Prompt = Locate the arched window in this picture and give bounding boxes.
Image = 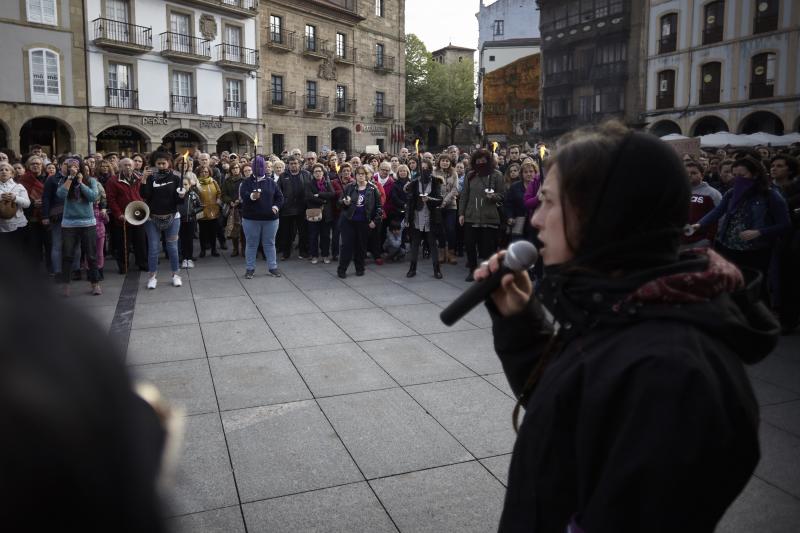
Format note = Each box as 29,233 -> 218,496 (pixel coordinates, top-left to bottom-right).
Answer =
753,0 -> 778,34
750,52 -> 776,99
702,1 -> 725,45
659,13 -> 678,54
29,49 -> 61,104
26,0 -> 57,25
700,62 -> 721,105
656,70 -> 676,109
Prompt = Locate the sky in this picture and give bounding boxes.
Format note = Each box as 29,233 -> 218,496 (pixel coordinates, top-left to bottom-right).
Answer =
404,0 -> 481,54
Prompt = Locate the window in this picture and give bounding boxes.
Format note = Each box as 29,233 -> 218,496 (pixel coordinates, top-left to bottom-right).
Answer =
336,32 -> 346,58
568,1 -> 580,26
493,20 -> 504,36
270,15 -> 282,43
307,136 -> 318,153
489,55 -> 495,61
27,0 -> 57,25
375,91 -> 385,114
170,12 -> 192,54
754,0 -> 778,34
377,138 -> 385,152
578,95 -> 593,121
376,43 -> 385,66
375,0 -> 384,17
271,74 -> 283,104
305,24 -> 316,52
545,97 -> 571,118
105,0 -> 129,22
750,52 -> 776,98
594,86 -> 624,113
107,62 -> 133,108
659,13 -> 678,54
223,25 -> 243,61
29,49 -> 60,104
171,71 -> 193,113
272,133 -> 285,155
656,70 -> 675,109
700,62 -> 721,104
336,85 -> 347,112
703,1 -> 724,45
225,79 -> 243,117
306,80 -> 317,109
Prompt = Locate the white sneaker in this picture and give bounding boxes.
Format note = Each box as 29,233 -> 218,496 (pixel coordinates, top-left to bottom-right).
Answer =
181,259 -> 189,269
146,277 -> 157,290
311,257 -> 319,264
187,260 -> 195,268
172,274 -> 183,287
323,257 -> 331,264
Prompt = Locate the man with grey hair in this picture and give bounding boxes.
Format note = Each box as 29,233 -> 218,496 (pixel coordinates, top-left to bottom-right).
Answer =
106,157 -> 147,273
304,151 -> 318,171
447,145 -> 459,161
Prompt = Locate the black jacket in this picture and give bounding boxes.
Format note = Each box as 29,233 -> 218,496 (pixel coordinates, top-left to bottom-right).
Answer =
339,182 -> 382,223
405,177 -> 443,229
141,171 -> 184,216
240,176 -> 284,221
278,170 -> 310,216
305,177 -> 337,222
490,256 -> 778,533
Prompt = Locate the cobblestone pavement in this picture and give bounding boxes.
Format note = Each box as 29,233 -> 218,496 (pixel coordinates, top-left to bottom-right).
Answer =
81,253 -> 800,532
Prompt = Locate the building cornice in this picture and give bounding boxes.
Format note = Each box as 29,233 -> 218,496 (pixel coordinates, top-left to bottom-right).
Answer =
268,0 -> 366,25
643,95 -> 800,118
646,26 -> 800,62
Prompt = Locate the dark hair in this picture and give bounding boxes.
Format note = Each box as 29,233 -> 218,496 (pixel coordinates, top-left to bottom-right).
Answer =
469,148 -> 495,172
389,220 -> 401,231
150,151 -> 172,166
771,154 -> 799,178
732,156 -> 769,192
684,161 -> 703,173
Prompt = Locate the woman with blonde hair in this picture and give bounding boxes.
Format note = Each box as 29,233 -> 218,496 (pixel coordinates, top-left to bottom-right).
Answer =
196,166 -> 222,257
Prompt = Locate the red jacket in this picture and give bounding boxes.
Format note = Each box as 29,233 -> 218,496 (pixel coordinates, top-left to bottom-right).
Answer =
106,175 -> 143,222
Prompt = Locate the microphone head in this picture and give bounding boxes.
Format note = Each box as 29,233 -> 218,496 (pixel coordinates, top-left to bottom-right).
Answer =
505,241 -> 539,272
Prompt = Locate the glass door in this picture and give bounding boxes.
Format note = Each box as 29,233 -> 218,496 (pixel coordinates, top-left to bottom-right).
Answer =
105,0 -> 129,41
224,25 -> 242,62
170,12 -> 191,54
108,63 -> 132,108
172,71 -> 193,113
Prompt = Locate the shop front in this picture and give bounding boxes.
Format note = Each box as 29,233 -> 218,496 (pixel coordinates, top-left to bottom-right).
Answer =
96,126 -> 147,156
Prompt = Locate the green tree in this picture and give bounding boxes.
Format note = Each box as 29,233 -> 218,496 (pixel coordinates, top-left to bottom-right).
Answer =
427,60 -> 475,146
404,33 -> 433,130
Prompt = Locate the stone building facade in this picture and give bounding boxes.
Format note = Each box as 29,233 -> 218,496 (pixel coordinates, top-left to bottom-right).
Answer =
0,0 -> 90,158
85,0 -> 261,156
483,53 -> 541,143
260,0 -> 406,155
643,0 -> 800,137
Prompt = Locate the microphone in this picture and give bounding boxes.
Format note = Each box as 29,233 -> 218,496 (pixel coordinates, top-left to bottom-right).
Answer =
440,241 -> 538,326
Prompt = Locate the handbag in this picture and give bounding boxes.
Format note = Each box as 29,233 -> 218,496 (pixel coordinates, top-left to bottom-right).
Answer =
0,198 -> 16,219
305,207 -> 323,222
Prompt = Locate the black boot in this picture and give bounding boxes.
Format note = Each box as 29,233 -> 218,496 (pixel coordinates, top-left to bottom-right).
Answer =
406,262 -> 417,278
433,264 -> 442,279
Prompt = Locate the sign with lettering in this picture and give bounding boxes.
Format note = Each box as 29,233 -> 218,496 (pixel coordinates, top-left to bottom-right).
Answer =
142,117 -> 169,126
663,137 -> 701,157
199,120 -> 223,129
363,125 -> 387,135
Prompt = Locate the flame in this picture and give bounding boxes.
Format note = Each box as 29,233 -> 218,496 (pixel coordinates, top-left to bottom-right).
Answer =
253,134 -> 259,148
491,141 -> 498,153
182,150 -> 190,162
415,139 -> 420,154
335,163 -> 341,173
539,145 -> 546,159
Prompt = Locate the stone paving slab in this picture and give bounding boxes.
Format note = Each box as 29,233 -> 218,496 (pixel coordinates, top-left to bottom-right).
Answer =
425,329 -> 504,375
286,342 -> 395,397
201,318 -> 281,357
334,307 -> 417,342
318,388 -> 473,479
385,302 -> 476,335
132,300 -> 198,330
251,290 -> 318,317
221,400 -> 363,502
127,324 -> 206,365
266,312 -> 350,348
167,506 -> 246,533
165,413 -> 239,516
353,283 -> 428,307
358,336 -> 476,386
132,358 -> 217,416
242,482 -> 397,533
195,295 -> 261,323
755,422 -> 800,499
480,454 -> 512,487
717,476 -> 800,533
302,287 -> 377,312
190,278 -> 247,300
209,350 -> 312,411
369,461 -> 505,533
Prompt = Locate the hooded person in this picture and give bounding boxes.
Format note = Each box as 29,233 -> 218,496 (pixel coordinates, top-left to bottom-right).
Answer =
473,121 -> 779,533
459,148 -> 505,281
239,155 -> 284,279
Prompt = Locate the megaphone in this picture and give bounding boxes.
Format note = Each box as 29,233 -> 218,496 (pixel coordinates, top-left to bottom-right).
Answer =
124,201 -> 150,226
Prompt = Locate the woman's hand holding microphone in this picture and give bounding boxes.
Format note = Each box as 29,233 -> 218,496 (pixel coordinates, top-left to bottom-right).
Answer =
473,250 -> 533,317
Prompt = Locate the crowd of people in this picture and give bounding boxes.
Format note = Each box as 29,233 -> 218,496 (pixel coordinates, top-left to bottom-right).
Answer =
0,136 -> 798,332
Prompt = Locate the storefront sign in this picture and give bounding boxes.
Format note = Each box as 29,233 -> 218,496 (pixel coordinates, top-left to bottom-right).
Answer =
363,125 -> 387,135
199,120 -> 223,128
142,117 -> 169,126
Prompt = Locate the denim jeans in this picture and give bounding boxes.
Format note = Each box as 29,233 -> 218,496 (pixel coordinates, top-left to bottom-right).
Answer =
442,209 -> 458,250
145,217 -> 180,274
242,218 -> 279,271
61,226 -> 99,284
50,221 -> 80,274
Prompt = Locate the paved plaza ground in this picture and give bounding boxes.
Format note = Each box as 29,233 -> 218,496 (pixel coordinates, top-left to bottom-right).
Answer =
77,254 -> 800,532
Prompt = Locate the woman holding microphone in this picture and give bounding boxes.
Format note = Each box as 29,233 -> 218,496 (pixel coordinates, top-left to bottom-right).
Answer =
474,122 -> 778,532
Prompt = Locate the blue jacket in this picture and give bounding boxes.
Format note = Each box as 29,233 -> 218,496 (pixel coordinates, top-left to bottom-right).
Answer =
42,173 -> 67,220
57,177 -> 98,228
240,175 -> 284,221
698,186 -> 790,249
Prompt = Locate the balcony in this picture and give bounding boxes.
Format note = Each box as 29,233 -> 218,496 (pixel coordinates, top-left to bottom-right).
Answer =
335,98 -> 357,115
216,44 -> 259,70
374,104 -> 394,120
335,45 -> 357,64
750,82 -> 774,100
304,95 -> 329,114
266,91 -> 296,111
188,0 -> 257,18
224,100 -> 247,118
656,93 -> 675,110
658,34 -> 677,54
373,55 -> 394,73
267,28 -> 295,52
303,37 -> 329,58
92,18 -> 152,54
171,94 -> 197,114
106,87 -> 138,109
160,33 -> 211,62
702,26 -> 723,45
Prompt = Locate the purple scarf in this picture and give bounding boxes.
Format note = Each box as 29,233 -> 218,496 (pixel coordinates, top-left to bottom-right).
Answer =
314,178 -> 327,193
729,176 -> 756,211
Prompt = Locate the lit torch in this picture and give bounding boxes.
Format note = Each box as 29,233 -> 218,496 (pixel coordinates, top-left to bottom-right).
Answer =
181,150 -> 189,181
253,133 -> 259,155
539,144 -> 546,160
415,139 -> 420,155
491,141 -> 499,154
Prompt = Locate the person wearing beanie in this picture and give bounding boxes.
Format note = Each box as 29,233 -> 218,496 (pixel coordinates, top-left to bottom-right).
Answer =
240,155 -> 284,279
474,122 -> 779,532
